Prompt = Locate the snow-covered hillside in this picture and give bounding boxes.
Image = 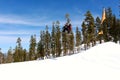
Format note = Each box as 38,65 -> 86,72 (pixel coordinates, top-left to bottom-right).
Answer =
0,42 -> 120,80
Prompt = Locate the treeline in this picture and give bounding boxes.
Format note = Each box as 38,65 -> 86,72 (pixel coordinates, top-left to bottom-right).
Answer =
0,8 -> 120,64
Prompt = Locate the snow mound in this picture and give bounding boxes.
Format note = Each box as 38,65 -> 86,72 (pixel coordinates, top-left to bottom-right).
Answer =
0,42 -> 120,80
80,42 -> 120,69
85,42 -> 120,55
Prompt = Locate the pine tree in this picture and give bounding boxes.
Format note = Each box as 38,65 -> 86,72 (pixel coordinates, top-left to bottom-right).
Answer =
109,15 -> 116,42
55,21 -> 61,57
106,8 -> 120,42
69,32 -> 74,55
62,32 -> 68,56
76,26 -> 81,52
29,35 -> 37,60
22,49 -> 27,61
81,22 -> 87,50
37,31 -> 45,59
25,50 -> 29,61
44,25 -> 51,58
51,22 -> 56,57
2,54 -> 6,64
13,37 -> 23,62
84,11 -> 96,47
13,46 -> 19,62
6,47 -> 13,63
110,15 -> 120,43
106,7 -> 113,29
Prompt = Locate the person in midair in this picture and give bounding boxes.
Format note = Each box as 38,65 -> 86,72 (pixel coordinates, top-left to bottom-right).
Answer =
63,23 -> 72,33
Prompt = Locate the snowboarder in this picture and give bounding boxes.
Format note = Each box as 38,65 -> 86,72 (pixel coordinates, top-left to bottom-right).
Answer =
62,23 -> 72,34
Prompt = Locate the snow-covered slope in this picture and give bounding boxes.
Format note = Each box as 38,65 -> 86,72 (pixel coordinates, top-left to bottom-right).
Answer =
0,42 -> 120,80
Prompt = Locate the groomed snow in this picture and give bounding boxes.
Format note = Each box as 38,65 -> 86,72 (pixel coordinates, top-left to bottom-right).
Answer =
0,42 -> 120,80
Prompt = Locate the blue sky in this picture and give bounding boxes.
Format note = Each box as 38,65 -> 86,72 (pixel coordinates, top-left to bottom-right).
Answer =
0,0 -> 118,53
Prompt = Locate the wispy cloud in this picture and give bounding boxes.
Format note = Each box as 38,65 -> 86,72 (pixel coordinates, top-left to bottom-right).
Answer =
0,14 -> 52,26
0,30 -> 40,35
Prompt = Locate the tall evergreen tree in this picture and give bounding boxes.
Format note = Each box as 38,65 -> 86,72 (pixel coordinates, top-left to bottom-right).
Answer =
106,7 -> 113,29
110,15 -> 120,43
76,26 -> 81,52
37,31 -> 45,59
69,32 -> 74,55
62,32 -> 68,56
13,37 -> 23,62
81,22 -> 87,50
109,15 -> 116,42
51,22 -> 56,57
22,49 -> 27,61
55,21 -> 61,57
44,25 -> 51,58
84,11 -> 96,47
6,47 -> 13,63
29,35 -> 37,60
13,46 -> 19,62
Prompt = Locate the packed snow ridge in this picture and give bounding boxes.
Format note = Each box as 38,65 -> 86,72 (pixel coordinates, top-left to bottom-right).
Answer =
0,42 -> 120,80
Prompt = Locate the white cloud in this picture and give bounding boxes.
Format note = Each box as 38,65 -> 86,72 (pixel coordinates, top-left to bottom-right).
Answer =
0,36 -> 17,43
0,30 -> 40,35
0,14 -> 52,26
